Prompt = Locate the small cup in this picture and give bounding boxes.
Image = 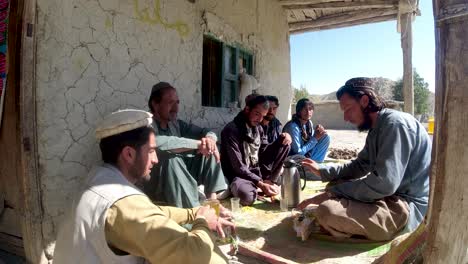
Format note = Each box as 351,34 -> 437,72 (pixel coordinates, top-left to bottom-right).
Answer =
280,196 -> 289,212
230,197 -> 240,214
203,199 -> 221,216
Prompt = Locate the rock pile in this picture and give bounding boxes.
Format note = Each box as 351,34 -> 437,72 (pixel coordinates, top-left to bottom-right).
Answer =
327,148 -> 358,160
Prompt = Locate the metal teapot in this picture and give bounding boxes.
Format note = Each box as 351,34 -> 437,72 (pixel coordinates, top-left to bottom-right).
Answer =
281,158 -> 307,208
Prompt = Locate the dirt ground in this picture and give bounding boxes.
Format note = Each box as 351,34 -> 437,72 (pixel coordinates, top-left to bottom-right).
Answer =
326,129 -> 367,159
325,128 -> 432,158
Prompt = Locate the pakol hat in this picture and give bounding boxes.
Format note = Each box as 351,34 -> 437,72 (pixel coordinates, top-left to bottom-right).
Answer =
95,109 -> 153,140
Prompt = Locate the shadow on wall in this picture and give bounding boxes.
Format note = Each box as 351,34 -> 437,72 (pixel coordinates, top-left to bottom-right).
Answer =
291,100 -> 404,130
0,249 -> 25,264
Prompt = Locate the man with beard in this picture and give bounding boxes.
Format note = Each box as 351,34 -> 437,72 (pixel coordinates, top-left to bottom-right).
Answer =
220,95 -> 291,206
260,95 -> 287,144
142,82 -> 227,208
297,78 -> 431,241
283,98 -> 330,162
54,109 -> 234,263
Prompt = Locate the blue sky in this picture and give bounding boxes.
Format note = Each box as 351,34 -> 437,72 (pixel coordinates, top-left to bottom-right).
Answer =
290,1 -> 435,95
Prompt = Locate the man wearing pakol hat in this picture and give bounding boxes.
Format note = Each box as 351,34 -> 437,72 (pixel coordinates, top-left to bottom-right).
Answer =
298,77 -> 431,241
220,95 -> 291,206
283,98 -> 330,163
143,82 -> 227,208
53,109 -> 233,263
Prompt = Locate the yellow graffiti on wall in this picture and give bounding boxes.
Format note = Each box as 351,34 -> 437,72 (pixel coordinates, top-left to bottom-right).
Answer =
105,16 -> 112,29
134,0 -> 189,37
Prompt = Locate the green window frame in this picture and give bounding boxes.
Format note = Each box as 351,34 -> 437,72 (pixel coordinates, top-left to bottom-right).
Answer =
202,35 -> 253,108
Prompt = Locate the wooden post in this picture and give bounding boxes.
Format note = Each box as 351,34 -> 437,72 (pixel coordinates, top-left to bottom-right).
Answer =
19,0 -> 45,263
400,11 -> 414,114
424,0 -> 468,263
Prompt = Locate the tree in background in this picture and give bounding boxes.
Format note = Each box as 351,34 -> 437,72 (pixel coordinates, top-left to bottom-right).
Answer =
294,84 -> 310,103
293,84 -> 322,103
393,69 -> 430,115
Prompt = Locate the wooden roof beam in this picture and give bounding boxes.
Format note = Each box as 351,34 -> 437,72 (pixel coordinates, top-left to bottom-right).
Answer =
282,0 -> 398,10
289,8 -> 398,31
279,0 -> 332,5
290,13 -> 397,34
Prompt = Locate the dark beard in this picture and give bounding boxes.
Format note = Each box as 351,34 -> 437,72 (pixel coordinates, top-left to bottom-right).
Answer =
264,114 -> 274,121
357,108 -> 373,132
129,153 -> 147,182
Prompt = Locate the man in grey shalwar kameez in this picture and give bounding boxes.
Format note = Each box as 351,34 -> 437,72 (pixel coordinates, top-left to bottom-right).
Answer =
298,78 -> 431,241
142,82 -> 227,208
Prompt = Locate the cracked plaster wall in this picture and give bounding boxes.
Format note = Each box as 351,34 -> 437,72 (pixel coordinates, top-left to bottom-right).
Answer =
35,0 -> 291,257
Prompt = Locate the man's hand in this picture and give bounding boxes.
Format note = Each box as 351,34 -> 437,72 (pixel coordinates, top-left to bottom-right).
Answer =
196,206 -> 235,238
296,192 -> 329,210
219,204 -> 233,220
314,124 -> 327,140
301,158 -> 321,177
216,217 -> 236,238
257,180 -> 279,197
198,137 -> 220,163
280,132 -> 292,145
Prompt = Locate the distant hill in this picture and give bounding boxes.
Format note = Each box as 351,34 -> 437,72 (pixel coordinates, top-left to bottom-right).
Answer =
312,77 -> 397,102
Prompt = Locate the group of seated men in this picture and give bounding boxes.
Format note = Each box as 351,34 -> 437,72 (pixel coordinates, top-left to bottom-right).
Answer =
142,82 -> 332,208
53,77 -> 431,263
